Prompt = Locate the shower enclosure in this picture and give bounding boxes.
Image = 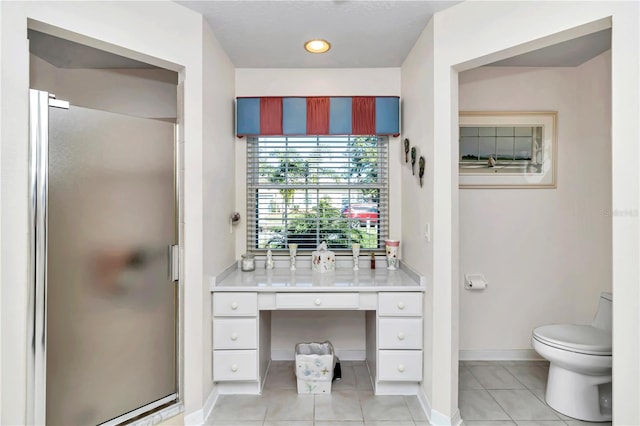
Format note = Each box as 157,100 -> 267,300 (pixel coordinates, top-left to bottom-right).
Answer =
28,90 -> 179,425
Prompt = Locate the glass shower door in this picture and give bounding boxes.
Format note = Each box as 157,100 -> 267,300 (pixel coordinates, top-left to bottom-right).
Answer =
42,95 -> 177,425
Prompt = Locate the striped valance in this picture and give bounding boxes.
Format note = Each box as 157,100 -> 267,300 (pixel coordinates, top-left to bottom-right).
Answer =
236,96 -> 400,137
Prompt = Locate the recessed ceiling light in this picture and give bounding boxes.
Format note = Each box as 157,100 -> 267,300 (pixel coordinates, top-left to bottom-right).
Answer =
304,39 -> 331,54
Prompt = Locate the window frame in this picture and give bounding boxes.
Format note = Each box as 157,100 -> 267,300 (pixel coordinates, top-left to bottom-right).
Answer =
459,111 -> 557,188
246,135 -> 389,254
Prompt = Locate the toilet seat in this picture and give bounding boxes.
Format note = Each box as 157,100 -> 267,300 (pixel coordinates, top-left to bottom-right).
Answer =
533,324 -> 611,356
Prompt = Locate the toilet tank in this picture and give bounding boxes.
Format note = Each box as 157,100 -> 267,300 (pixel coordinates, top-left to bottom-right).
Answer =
592,292 -> 612,331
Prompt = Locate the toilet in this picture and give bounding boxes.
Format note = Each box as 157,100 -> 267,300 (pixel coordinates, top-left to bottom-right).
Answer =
531,292 -> 612,422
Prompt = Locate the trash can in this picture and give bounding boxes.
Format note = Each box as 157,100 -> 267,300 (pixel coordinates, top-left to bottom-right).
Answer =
295,341 -> 336,394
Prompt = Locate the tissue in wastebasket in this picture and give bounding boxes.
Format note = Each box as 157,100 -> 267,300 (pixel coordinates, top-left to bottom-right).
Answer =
296,341 -> 334,356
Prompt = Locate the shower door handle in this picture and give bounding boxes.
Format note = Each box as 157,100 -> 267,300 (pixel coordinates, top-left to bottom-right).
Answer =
168,245 -> 180,282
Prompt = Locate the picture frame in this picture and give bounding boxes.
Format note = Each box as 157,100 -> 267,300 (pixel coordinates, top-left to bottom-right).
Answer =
458,111 -> 557,189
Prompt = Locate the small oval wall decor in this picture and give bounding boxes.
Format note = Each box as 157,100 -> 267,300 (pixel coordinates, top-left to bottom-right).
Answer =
404,138 -> 410,163
411,147 -> 417,175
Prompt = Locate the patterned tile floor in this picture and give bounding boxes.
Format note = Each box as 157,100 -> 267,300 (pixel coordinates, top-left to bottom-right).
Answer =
205,361 -> 612,426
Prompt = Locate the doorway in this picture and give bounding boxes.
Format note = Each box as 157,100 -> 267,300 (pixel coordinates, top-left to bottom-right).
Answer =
455,28 -> 612,423
29,90 -> 178,425
27,28 -> 180,424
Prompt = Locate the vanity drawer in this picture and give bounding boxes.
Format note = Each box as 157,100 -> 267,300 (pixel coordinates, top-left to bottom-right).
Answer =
213,350 -> 258,381
378,292 -> 422,317
213,318 -> 257,350
378,318 -> 422,349
377,350 -> 423,381
214,292 -> 257,316
275,293 -> 359,309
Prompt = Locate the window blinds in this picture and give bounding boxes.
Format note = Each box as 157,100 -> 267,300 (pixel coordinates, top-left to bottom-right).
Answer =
246,136 -> 389,253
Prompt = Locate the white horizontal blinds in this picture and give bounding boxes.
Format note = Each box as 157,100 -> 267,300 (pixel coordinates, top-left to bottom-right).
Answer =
247,136 -> 389,253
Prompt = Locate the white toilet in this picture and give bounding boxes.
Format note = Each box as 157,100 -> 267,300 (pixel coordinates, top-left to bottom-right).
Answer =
531,292 -> 612,422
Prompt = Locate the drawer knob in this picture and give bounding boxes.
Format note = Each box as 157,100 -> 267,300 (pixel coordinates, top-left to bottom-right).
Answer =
397,302 -> 405,310
314,298 -> 322,306
397,364 -> 405,373
397,332 -> 405,340
230,332 -> 238,341
231,302 -> 239,310
230,364 -> 238,372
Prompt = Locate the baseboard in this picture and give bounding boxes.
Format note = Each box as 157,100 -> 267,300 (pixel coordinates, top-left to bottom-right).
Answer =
430,407 -> 463,426
202,385 -> 219,424
271,349 -> 366,361
459,349 -> 543,361
418,387 -> 463,426
183,409 -> 201,426
417,387 -> 432,423
450,409 -> 463,426
183,386 -> 219,426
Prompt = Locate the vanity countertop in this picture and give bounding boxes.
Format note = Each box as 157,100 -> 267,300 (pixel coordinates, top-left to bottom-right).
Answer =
211,265 -> 425,292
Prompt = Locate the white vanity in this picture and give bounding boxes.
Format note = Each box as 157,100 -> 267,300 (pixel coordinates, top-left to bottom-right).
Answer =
210,265 -> 425,395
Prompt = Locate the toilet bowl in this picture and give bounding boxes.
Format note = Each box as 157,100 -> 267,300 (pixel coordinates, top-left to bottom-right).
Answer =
531,292 -> 612,422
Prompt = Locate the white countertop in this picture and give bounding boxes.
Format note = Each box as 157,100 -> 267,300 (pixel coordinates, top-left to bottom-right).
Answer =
210,264 -> 425,292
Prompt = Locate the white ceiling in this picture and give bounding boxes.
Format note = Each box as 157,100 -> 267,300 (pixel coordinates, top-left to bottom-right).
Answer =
178,0 -> 611,68
177,0 -> 460,68
28,1 -> 612,70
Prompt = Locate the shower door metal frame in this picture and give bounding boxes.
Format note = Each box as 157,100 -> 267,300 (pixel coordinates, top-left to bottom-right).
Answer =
27,89 -> 51,426
27,89 -> 183,425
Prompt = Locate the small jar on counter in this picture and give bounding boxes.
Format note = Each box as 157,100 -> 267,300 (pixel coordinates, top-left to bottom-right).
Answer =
241,253 -> 255,271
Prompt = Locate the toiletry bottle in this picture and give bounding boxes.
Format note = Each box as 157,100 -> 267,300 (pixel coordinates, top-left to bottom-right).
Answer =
370,252 -> 376,269
267,249 -> 276,269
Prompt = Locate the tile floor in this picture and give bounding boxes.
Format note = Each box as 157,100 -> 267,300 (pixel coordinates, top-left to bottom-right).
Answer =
206,361 -> 429,426
460,360 -> 612,426
206,360 -> 612,426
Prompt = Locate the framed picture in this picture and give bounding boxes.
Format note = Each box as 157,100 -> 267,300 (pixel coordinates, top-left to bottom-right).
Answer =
459,111 -> 557,188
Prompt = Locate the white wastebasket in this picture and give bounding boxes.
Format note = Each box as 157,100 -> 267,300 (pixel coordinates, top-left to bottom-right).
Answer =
295,341 -> 335,394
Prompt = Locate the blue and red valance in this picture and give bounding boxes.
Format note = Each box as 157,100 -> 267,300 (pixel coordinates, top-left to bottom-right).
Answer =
236,96 -> 400,137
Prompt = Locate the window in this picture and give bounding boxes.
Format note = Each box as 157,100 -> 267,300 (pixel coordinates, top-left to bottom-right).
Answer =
458,111 -> 557,188
247,136 -> 388,252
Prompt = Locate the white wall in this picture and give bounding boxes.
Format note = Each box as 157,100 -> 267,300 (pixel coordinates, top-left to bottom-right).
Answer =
234,68 -> 402,357
202,21 -> 236,402
0,1 -> 232,422
400,17 -> 436,408
235,68 -> 400,98
405,1 -> 639,424
271,311 -> 365,360
30,55 -> 178,120
459,52 -> 612,353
